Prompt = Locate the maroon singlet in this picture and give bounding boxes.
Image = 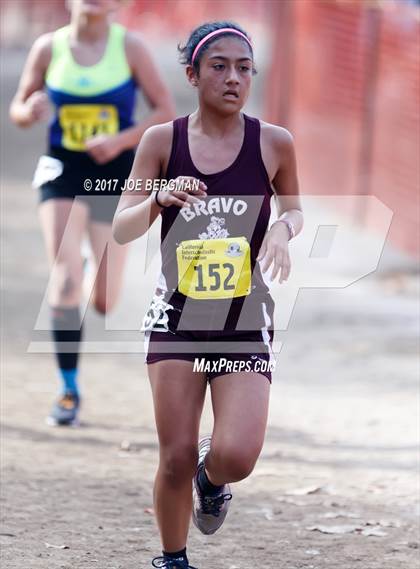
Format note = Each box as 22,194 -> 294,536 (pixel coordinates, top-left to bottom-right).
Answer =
157,113 -> 274,332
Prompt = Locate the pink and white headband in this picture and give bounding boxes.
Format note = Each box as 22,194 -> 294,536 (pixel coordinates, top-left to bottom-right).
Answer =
191,28 -> 253,66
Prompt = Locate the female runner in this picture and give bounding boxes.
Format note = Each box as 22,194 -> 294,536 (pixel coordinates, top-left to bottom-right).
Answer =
113,21 -> 303,569
10,0 -> 174,426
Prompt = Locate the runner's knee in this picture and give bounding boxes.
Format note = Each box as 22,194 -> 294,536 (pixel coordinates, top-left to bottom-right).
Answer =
159,443 -> 198,486
209,444 -> 259,482
51,263 -> 82,303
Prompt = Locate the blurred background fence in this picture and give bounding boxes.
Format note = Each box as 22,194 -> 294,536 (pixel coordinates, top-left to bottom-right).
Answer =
1,0 -> 419,258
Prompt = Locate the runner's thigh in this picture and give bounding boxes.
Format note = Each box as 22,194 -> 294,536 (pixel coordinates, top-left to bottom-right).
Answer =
39,198 -> 88,264
148,360 -> 207,449
210,372 -> 270,455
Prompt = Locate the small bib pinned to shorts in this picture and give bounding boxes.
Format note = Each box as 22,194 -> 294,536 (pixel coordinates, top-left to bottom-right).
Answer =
32,155 -> 64,189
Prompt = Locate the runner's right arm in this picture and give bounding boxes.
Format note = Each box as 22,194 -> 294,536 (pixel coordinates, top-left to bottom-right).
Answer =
9,34 -> 52,128
112,123 -> 207,244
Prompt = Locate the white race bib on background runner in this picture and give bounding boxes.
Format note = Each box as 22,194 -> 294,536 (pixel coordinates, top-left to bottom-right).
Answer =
32,155 -> 64,189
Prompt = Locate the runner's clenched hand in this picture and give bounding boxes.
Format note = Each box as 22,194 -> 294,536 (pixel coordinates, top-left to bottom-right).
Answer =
24,90 -> 50,123
85,134 -> 125,165
155,176 -> 207,208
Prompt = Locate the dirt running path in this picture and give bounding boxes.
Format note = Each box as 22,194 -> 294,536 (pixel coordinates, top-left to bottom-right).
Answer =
1,47 -> 419,569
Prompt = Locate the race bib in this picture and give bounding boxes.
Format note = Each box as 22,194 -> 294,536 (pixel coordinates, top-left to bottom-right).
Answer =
176,237 -> 251,300
141,294 -> 173,333
59,104 -> 119,151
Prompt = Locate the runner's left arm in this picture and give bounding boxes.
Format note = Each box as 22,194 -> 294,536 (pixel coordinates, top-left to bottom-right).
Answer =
257,127 -> 304,283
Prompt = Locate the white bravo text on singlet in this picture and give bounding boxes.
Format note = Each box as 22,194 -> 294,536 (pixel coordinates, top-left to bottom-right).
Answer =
180,197 -> 248,222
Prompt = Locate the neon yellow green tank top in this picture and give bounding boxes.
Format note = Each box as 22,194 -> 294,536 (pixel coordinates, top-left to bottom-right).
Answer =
46,23 -> 137,151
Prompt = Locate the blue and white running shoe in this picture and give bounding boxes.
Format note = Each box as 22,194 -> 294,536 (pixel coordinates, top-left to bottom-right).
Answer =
46,392 -> 80,426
